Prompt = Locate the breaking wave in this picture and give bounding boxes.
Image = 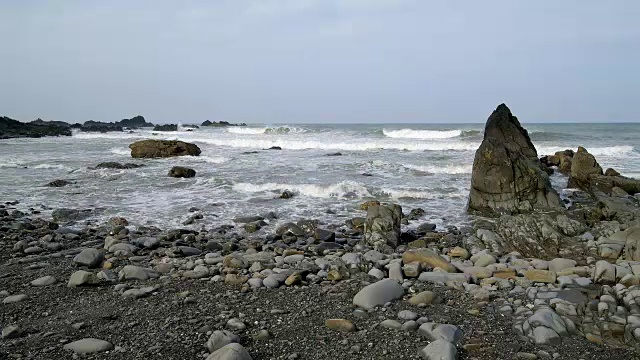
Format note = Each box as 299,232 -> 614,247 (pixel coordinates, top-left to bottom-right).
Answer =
403,164 -> 473,174
382,129 -> 462,140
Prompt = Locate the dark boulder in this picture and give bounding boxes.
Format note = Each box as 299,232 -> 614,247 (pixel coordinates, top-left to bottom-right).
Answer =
0,116 -> 72,139
129,140 -> 201,158
93,162 -> 145,170
46,179 -> 73,187
467,104 -> 561,215
266,146 -> 282,150
168,166 -> 196,178
201,120 -> 247,127
153,124 -> 178,131
279,190 -> 295,199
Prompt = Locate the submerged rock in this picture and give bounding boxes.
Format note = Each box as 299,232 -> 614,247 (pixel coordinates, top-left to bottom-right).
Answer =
168,166 -> 196,178
467,104 -> 561,215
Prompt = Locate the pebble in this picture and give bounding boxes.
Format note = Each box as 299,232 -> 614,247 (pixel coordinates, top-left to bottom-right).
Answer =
325,319 -> 356,332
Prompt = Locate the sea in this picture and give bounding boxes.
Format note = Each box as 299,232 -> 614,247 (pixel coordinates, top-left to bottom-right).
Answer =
1,123 -> 639,230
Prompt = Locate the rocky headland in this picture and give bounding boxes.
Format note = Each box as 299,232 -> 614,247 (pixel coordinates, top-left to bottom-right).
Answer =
1,104 -> 640,360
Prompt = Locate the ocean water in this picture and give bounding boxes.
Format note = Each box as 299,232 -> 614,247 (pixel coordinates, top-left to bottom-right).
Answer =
1,123 -> 638,230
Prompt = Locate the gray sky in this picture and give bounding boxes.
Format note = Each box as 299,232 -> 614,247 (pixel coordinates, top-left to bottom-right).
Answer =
1,1 -> 639,124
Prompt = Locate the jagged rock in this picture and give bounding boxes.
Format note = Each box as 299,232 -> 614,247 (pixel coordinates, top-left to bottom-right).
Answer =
129,140 -> 201,158
468,104 -> 561,215
364,203 -> 402,249
568,147 -> 603,190
168,166 -> 196,178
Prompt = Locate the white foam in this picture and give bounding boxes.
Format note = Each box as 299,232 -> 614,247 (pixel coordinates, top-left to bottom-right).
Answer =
226,126 -> 306,135
74,132 -> 143,140
0,160 -> 22,168
232,180 -> 372,198
110,147 -> 131,156
32,163 -> 68,170
226,127 -> 267,135
383,129 -> 462,140
403,164 -> 472,175
537,145 -> 635,157
190,137 -> 479,152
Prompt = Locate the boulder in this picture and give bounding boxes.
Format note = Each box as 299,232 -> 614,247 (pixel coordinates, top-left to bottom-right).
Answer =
129,140 -> 201,158
63,338 -> 113,354
418,339 -> 457,360
403,249 -> 457,273
168,166 -> 196,178
47,179 -> 72,187
364,203 -> 402,249
206,343 -> 252,360
352,279 -> 404,309
468,104 -> 561,214
206,330 -> 240,353
568,147 -> 603,190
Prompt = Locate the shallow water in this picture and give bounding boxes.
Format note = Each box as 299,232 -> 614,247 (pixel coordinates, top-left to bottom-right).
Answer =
1,123 -> 638,229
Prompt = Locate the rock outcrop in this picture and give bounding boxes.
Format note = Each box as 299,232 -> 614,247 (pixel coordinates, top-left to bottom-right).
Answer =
568,147 -> 603,190
364,203 -> 402,250
117,115 -> 153,128
129,140 -> 201,158
0,116 -> 72,139
468,104 -> 561,215
201,120 -> 247,127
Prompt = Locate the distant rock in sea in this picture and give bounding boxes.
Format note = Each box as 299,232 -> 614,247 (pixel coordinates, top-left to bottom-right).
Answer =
152,124 -> 178,131
0,116 -> 72,139
79,115 -> 154,132
201,120 -> 247,127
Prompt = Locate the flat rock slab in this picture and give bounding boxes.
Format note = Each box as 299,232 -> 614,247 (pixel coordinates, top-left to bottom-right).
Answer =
353,279 -> 404,309
63,338 -> 113,354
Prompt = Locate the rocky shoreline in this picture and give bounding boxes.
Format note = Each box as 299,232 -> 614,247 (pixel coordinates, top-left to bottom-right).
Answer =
2,104 -> 640,360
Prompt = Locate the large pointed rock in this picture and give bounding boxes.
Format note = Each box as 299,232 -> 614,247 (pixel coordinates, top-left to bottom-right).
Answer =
468,104 -> 561,215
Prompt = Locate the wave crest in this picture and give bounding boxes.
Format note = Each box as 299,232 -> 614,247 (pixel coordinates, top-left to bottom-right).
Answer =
383,129 -> 462,140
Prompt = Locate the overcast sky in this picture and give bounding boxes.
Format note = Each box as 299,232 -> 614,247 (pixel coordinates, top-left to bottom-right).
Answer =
1,1 -> 639,124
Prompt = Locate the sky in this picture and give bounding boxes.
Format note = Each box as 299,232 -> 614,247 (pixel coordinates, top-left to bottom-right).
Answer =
1,1 -> 639,124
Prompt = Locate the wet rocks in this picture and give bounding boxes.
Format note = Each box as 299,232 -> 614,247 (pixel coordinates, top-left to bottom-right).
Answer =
168,166 -> 196,178
129,139 -> 201,158
364,203 -> 402,249
467,103 -> 561,214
